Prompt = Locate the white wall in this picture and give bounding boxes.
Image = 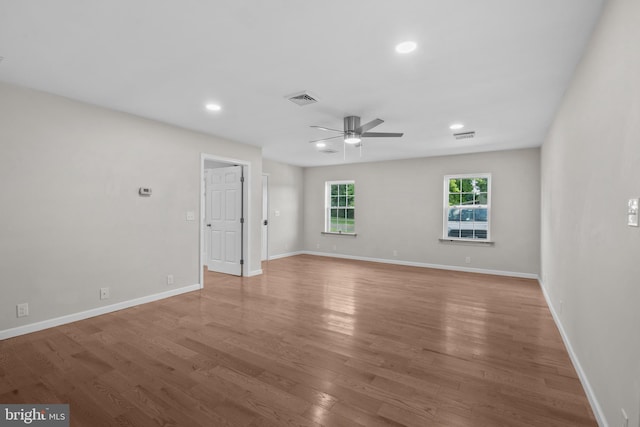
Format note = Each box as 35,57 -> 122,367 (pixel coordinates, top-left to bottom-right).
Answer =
304,148 -> 540,276
0,82 -> 262,335
262,158 -> 304,258
540,0 -> 640,425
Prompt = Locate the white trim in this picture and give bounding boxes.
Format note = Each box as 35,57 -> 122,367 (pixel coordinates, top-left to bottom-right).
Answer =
0,284 -> 201,341
537,279 -> 607,427
268,251 -> 305,261
301,251 -> 538,279
247,269 -> 263,277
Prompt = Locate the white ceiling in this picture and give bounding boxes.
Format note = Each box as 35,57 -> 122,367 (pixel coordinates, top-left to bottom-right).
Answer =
0,1 -> 604,167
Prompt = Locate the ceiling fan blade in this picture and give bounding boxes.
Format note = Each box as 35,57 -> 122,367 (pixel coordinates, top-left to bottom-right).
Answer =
309,135 -> 343,143
356,118 -> 384,134
310,125 -> 343,133
361,132 -> 404,138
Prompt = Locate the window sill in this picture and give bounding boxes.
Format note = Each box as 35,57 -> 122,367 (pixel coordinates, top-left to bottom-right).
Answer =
439,238 -> 494,245
322,231 -> 357,237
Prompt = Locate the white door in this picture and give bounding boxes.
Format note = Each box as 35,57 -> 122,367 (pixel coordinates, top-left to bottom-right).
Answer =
205,165 -> 243,276
261,174 -> 268,261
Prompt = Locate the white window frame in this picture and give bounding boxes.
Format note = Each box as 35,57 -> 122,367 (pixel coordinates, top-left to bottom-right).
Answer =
443,173 -> 492,241
324,180 -> 356,235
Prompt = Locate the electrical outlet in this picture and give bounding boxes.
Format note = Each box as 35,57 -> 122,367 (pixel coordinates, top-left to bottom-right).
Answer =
167,274 -> 174,285
16,303 -> 29,318
100,287 -> 110,300
465,256 -> 471,264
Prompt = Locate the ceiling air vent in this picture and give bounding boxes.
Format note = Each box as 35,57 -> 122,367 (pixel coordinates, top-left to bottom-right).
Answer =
286,91 -> 319,106
453,131 -> 476,140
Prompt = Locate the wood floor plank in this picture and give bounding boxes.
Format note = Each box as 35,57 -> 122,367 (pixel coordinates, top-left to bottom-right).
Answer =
0,255 -> 597,426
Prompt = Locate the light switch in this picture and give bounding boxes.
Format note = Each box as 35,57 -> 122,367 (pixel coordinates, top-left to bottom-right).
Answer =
628,198 -> 638,227
186,211 -> 195,221
274,210 -> 280,217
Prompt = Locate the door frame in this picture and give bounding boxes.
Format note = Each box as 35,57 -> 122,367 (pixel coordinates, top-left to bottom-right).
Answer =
261,173 -> 269,261
200,153 -> 252,287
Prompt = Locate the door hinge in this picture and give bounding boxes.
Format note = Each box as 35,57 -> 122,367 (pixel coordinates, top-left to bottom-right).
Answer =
240,176 -> 245,183
240,218 -> 244,224
240,259 -> 244,265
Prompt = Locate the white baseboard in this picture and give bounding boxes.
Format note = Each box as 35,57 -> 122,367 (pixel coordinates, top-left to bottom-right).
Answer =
538,279 -> 607,427
0,284 -> 201,341
268,251 -> 304,261
301,251 -> 539,279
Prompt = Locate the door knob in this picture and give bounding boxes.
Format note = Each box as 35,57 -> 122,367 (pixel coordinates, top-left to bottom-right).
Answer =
206,224 -> 212,227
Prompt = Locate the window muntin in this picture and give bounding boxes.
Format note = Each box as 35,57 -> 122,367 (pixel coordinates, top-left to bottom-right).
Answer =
444,174 -> 491,240
326,181 -> 355,233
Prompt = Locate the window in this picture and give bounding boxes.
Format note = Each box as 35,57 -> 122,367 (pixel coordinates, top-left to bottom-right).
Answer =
325,181 -> 355,234
444,174 -> 491,240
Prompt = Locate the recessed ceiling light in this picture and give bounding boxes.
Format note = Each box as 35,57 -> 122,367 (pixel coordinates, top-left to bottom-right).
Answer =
316,142 -> 326,148
449,123 -> 465,130
395,41 -> 417,54
205,103 -> 221,112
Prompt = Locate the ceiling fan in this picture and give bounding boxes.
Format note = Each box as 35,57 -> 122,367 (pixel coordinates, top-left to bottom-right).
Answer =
310,116 -> 403,147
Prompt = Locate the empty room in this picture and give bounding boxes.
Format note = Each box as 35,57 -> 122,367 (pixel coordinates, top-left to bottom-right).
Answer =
0,1 -> 638,426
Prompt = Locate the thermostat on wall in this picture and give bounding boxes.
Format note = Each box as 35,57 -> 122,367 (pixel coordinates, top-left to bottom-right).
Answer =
139,187 -> 152,196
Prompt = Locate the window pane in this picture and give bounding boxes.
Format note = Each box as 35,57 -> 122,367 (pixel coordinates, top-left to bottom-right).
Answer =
475,178 -> 488,193
331,185 -> 339,196
338,184 -> 346,196
474,208 -> 488,222
338,196 -> 346,207
461,193 -> 475,205
347,196 -> 354,207
346,184 -> 354,196
477,192 -> 488,205
449,193 -> 461,206
449,178 -> 461,194
331,196 -> 338,207
461,179 -> 475,193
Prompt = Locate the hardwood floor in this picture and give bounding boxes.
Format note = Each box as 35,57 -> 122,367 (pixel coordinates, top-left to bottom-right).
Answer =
0,255 -> 596,426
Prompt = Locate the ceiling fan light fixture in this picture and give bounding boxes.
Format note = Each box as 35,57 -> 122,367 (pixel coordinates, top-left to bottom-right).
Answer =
395,41 -> 417,54
344,136 -> 361,144
316,142 -> 326,148
205,103 -> 222,112
449,123 -> 464,130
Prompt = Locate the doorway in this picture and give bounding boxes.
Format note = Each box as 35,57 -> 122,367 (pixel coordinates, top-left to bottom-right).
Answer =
200,154 -> 251,286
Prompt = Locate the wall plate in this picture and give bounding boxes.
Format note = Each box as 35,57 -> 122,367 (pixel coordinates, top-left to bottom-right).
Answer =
628,198 -> 639,227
